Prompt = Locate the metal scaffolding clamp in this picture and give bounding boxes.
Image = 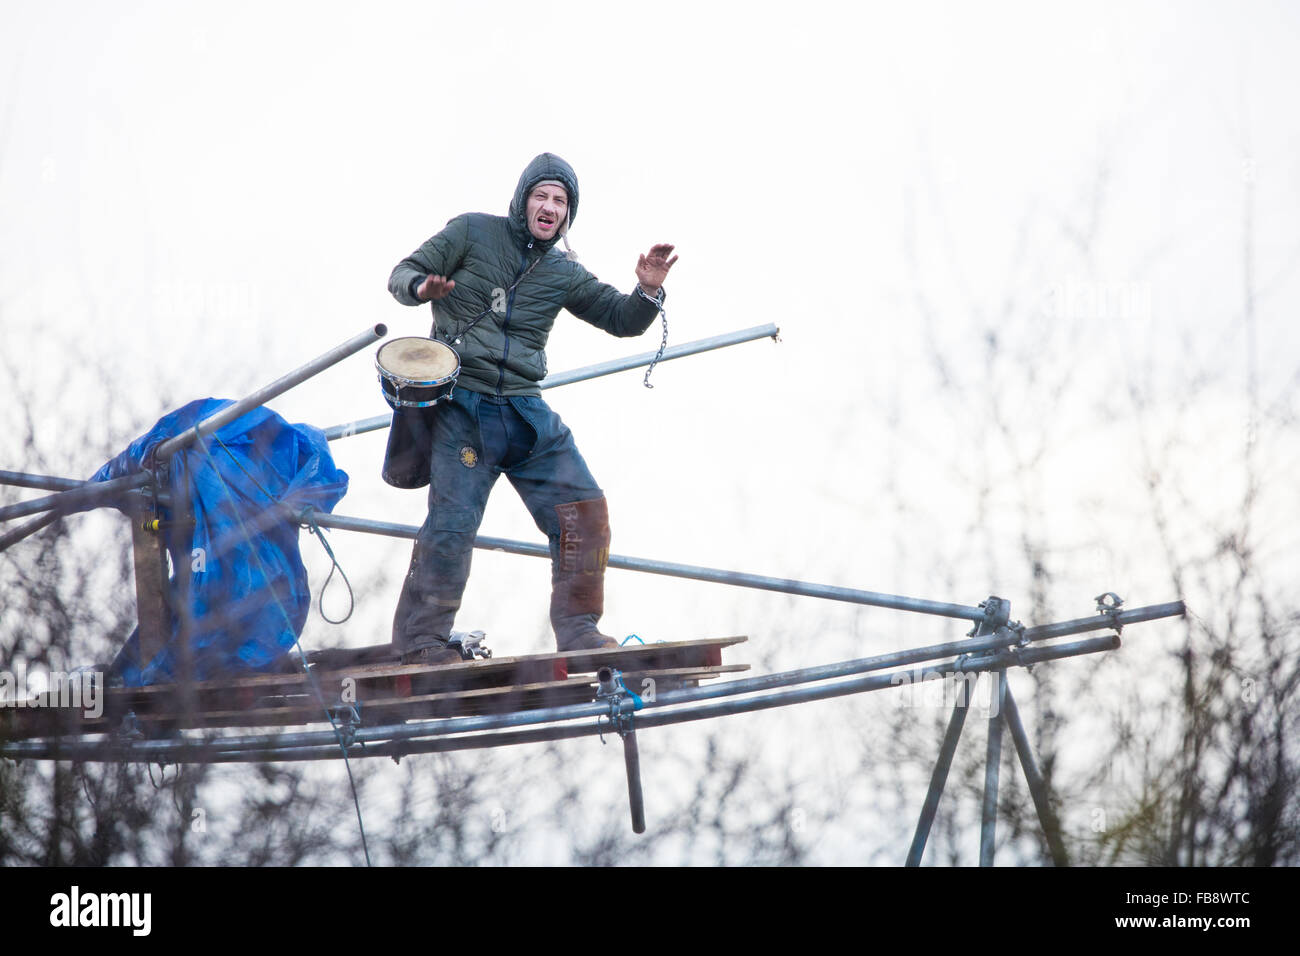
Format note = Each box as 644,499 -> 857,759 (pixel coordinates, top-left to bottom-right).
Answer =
979,595 -> 1011,631
332,702 -> 364,749
964,595 -> 1012,649
1095,592 -> 1125,633
957,596 -> 1029,672
596,667 -> 642,737
594,666 -> 648,834
1000,617 -> 1031,668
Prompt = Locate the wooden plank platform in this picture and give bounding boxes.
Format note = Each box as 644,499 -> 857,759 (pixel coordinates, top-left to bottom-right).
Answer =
0,637 -> 748,740
120,665 -> 749,732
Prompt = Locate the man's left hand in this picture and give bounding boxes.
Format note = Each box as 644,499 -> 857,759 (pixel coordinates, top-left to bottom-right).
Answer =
636,243 -> 678,296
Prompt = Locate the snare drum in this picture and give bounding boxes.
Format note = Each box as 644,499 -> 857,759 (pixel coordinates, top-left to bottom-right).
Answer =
376,337 -> 460,408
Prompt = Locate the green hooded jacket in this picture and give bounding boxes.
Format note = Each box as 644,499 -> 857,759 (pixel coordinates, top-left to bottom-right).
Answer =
388,153 -> 664,397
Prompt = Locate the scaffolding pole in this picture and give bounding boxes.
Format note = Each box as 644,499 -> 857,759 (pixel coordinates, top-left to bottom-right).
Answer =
1,456 -> 1188,635
3,633 -> 1125,764
1002,683 -> 1070,866
321,323 -> 780,441
979,668 -> 1007,866
0,326 -> 386,553
906,678 -> 974,866
0,510 -> 64,553
0,469 -> 172,508
154,323 -> 388,461
0,472 -> 152,523
309,509 -> 992,623
0,471 -> 90,493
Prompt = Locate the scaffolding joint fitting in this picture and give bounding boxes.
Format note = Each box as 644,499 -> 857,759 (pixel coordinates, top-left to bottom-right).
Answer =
1095,592 -> 1125,633
1007,619 -> 1028,645
333,703 -> 363,748
980,595 -> 1011,630
967,596 -> 1011,638
596,667 -> 640,739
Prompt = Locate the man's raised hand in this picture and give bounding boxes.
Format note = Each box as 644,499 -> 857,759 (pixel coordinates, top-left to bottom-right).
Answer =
635,244 -> 678,296
417,275 -> 456,301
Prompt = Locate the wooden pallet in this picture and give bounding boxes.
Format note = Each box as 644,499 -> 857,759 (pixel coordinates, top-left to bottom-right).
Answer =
0,637 -> 748,740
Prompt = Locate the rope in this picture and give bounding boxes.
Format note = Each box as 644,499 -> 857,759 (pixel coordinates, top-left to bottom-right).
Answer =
213,434 -> 278,502
615,671 -> 645,711
621,634 -> 666,646
299,509 -> 354,625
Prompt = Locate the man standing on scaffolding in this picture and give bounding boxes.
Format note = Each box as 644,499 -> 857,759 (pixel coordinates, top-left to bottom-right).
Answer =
386,152 -> 677,666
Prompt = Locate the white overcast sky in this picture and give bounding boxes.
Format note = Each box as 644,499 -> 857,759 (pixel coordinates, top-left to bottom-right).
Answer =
2,1 -> 1298,860
3,0 -> 1298,640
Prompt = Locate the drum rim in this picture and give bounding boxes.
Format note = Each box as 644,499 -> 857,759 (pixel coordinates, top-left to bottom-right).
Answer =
376,337 -> 460,388
381,389 -> 454,409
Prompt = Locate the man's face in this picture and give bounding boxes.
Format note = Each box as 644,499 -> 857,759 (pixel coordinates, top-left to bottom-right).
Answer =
525,184 -> 568,241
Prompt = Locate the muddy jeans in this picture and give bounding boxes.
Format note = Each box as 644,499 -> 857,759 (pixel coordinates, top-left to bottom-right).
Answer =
392,386 -> 604,655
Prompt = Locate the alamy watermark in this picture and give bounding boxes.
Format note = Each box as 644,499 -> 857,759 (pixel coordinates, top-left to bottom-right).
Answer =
153,279 -> 258,323
50,886 -> 151,936
1046,276 -> 1152,323
890,669 -> 1002,717
0,666 -> 103,719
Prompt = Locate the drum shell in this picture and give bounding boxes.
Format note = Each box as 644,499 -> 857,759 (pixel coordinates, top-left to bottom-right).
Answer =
382,405 -> 438,489
379,376 -> 455,409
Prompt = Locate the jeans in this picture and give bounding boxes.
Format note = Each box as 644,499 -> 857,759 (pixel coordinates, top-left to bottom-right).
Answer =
392,386 -> 604,654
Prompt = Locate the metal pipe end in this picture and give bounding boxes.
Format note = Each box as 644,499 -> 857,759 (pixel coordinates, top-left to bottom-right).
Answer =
374,323 -> 388,338
596,667 -> 617,697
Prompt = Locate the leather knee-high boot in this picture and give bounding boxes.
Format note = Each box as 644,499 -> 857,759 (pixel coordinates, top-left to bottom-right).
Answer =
550,497 -> 618,651
391,518 -> 475,666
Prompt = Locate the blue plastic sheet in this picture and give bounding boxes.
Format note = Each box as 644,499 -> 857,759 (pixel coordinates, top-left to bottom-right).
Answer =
92,399 -> 348,686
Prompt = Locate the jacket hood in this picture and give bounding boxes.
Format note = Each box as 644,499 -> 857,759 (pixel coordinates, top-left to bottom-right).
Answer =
508,152 -> 579,248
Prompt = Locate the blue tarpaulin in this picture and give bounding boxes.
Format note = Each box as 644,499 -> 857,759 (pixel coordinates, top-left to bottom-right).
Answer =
92,399 -> 348,686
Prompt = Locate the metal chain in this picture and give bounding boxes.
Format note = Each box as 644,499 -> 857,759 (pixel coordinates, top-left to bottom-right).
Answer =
638,287 -> 668,388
